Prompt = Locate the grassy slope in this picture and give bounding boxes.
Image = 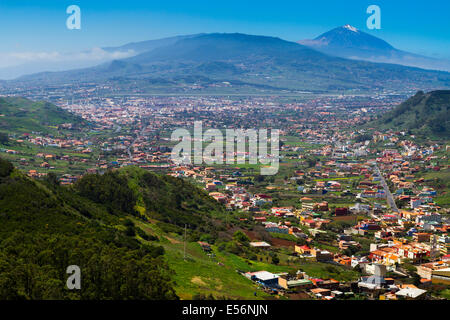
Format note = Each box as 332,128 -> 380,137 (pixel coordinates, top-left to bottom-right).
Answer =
120,166 -> 274,299
133,215 -> 360,299
132,218 -> 275,300
369,90 -> 450,138
0,97 -> 84,134
420,168 -> 450,207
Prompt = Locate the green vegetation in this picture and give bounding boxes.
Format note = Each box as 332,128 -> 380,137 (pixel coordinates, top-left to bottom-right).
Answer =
0,157 -> 13,177
118,166 -> 227,234
369,90 -> 450,138
0,158 -> 225,299
0,97 -> 86,135
440,289 -> 450,300
296,262 -> 359,282
0,158 -> 278,300
0,132 -> 8,145
269,232 -> 298,242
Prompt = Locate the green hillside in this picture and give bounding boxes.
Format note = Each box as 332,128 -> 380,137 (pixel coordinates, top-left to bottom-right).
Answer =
0,158 -> 268,300
369,90 -> 450,138
0,157 -> 180,299
0,156 -> 228,300
0,97 -> 85,134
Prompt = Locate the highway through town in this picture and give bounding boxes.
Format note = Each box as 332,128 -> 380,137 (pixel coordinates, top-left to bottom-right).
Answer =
375,165 -> 399,213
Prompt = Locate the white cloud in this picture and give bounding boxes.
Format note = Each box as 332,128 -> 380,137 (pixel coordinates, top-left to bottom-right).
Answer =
0,47 -> 136,68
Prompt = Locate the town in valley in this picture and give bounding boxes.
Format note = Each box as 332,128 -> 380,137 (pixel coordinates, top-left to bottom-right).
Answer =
1,85 -> 448,300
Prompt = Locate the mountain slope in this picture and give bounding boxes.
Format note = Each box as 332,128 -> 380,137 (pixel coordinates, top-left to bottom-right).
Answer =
13,33 -> 450,93
0,35 -> 203,80
0,158 -> 229,299
128,33 -> 322,62
368,90 -> 450,137
300,25 -> 395,53
0,97 -> 85,134
81,165 -> 227,233
103,34 -> 204,55
299,25 -> 450,72
0,158 -> 180,299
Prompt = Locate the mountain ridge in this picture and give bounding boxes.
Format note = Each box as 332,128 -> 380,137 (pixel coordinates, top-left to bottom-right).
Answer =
7,32 -> 450,93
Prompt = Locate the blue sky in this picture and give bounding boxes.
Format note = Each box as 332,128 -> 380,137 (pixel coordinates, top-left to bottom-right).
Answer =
0,0 -> 449,59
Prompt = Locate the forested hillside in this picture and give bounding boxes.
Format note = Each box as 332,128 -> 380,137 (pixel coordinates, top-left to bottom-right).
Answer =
369,90 -> 450,138
0,158 -> 225,299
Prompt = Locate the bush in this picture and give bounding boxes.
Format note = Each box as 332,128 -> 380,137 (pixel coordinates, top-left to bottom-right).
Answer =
225,241 -> 243,255
0,158 -> 14,178
272,254 -> 280,265
233,230 -> 250,245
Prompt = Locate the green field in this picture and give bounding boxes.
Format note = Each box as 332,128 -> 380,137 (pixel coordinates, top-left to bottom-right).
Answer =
133,218 -> 283,299
132,215 -> 361,299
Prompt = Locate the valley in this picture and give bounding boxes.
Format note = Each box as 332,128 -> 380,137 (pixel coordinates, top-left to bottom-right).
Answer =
1,89 -> 448,300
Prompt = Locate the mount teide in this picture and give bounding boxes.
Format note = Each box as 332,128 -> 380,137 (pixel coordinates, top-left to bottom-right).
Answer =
299,25 -> 450,72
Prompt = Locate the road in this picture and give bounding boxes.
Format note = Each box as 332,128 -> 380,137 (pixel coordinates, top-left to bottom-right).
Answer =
375,165 -> 399,213
377,166 -> 399,212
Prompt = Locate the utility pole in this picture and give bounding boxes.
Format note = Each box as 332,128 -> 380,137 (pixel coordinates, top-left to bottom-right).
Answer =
183,224 -> 187,260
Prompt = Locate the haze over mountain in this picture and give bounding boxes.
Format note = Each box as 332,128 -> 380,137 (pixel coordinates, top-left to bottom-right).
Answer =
299,25 -> 450,72
8,33 -> 450,94
0,34 -> 203,80
1,25 -> 449,81
0,48 -> 137,80
102,34 -> 204,55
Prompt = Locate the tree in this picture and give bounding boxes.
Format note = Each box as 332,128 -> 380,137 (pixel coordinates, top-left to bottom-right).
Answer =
306,157 -> 317,168
45,172 -> 60,186
353,264 -> 363,273
355,134 -> 372,143
255,175 -> 265,183
0,157 -> 14,178
0,132 -> 8,145
233,231 -> 250,245
124,219 -> 136,237
271,254 -> 280,265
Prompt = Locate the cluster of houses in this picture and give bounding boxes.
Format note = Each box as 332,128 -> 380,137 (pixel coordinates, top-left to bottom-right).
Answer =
243,269 -> 352,299
242,261 -> 440,300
